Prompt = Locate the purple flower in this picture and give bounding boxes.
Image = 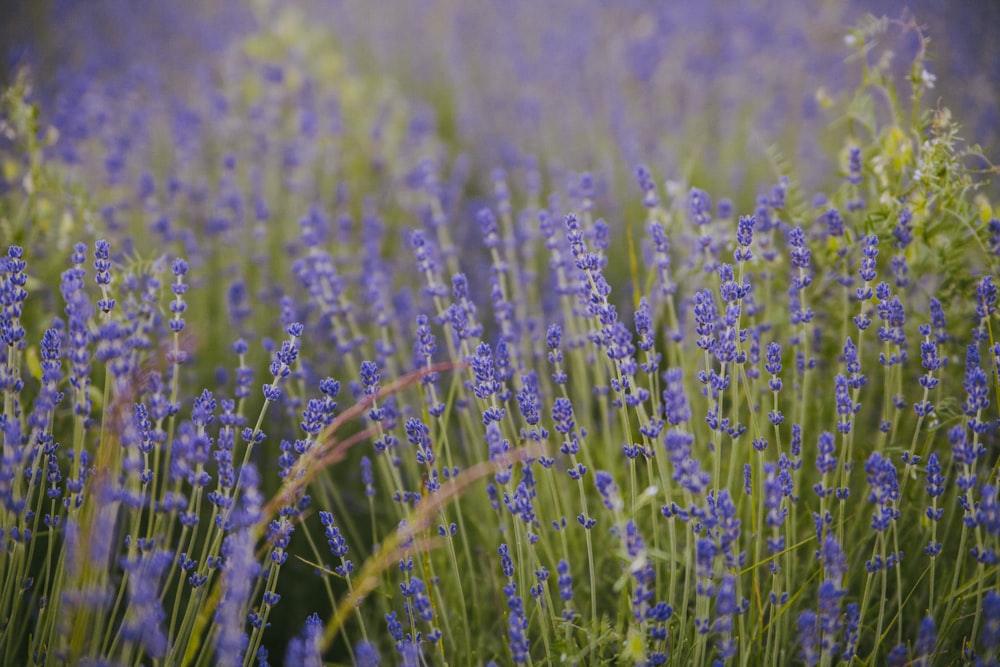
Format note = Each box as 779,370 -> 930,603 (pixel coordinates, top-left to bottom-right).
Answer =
61,251 -> 93,419
405,418 -> 435,468
736,214 -> 755,248
411,230 -> 445,294
716,198 -> 732,219
923,454 -> 945,556
825,208 -> 844,236
989,219 -> 1000,256
577,172 -> 595,210
841,603 -> 860,661
232,339 -> 253,400
616,520 -> 661,622
0,246 -> 28,349
797,610 -> 819,666
662,367 -> 691,425
401,577 -> 435,626
556,559 -> 573,602
847,147 -> 863,183
92,239 -> 116,314
929,297 -> 949,343
887,644 -> 908,667
693,289 -> 718,351
719,263 -> 749,303
694,537 -> 716,581
354,641 -> 380,667
595,470 -> 621,512
262,325 -> 303,403
168,257 -> 188,334
714,571 -> 738,631
763,340 -> 783,397
663,430 -> 708,495
360,360 -> 381,398
847,147 -> 864,205
834,374 -> 856,433
266,517 -> 294,564
858,234 -> 879,286
636,166 -> 659,208
963,343 -> 990,423
283,613 -> 323,667
634,297 -> 654,353
30,326 -> 64,423
492,168 -> 512,216
216,526 -> 261,667
593,219 -> 611,253
733,215 -> 755,262
787,226 -> 811,275
814,431 -> 837,478
505,582 -> 530,664
487,423 -> 512,484
916,326 -> 941,417
762,462 -> 788,532
914,615 -> 936,665
689,187 -> 712,226
120,550 -> 172,658
414,313 -> 438,368
892,206 -> 914,249
865,452 -> 900,540
471,341 -> 502,401
552,397 -> 576,436
497,544 -> 529,663
319,511 -> 353,576
516,373 -> 547,442
647,221 -> 677,301
843,337 -> 865,390
360,456 -> 375,498
978,485 -> 1000,553
709,490 -> 743,568
950,424 -> 986,493
498,543 -> 514,578
980,590 -> 1000,659
301,378 -> 340,436
876,286 -> 906,358
976,275 -> 997,322
477,207 -> 500,249
546,324 -> 562,351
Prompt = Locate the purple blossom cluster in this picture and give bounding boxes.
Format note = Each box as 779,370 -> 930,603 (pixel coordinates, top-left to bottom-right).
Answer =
0,3 -> 998,666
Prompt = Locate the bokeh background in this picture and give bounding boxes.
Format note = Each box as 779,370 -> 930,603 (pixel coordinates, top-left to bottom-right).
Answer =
2,0 -> 997,198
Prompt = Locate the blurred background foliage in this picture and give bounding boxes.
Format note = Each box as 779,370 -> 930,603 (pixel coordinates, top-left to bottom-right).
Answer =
3,0 -> 997,197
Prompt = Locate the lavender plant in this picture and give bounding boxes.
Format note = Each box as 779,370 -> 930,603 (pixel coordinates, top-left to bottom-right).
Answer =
1,5 -> 999,667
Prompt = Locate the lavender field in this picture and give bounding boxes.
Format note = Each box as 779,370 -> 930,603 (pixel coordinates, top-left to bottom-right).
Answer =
1,1 -> 999,665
